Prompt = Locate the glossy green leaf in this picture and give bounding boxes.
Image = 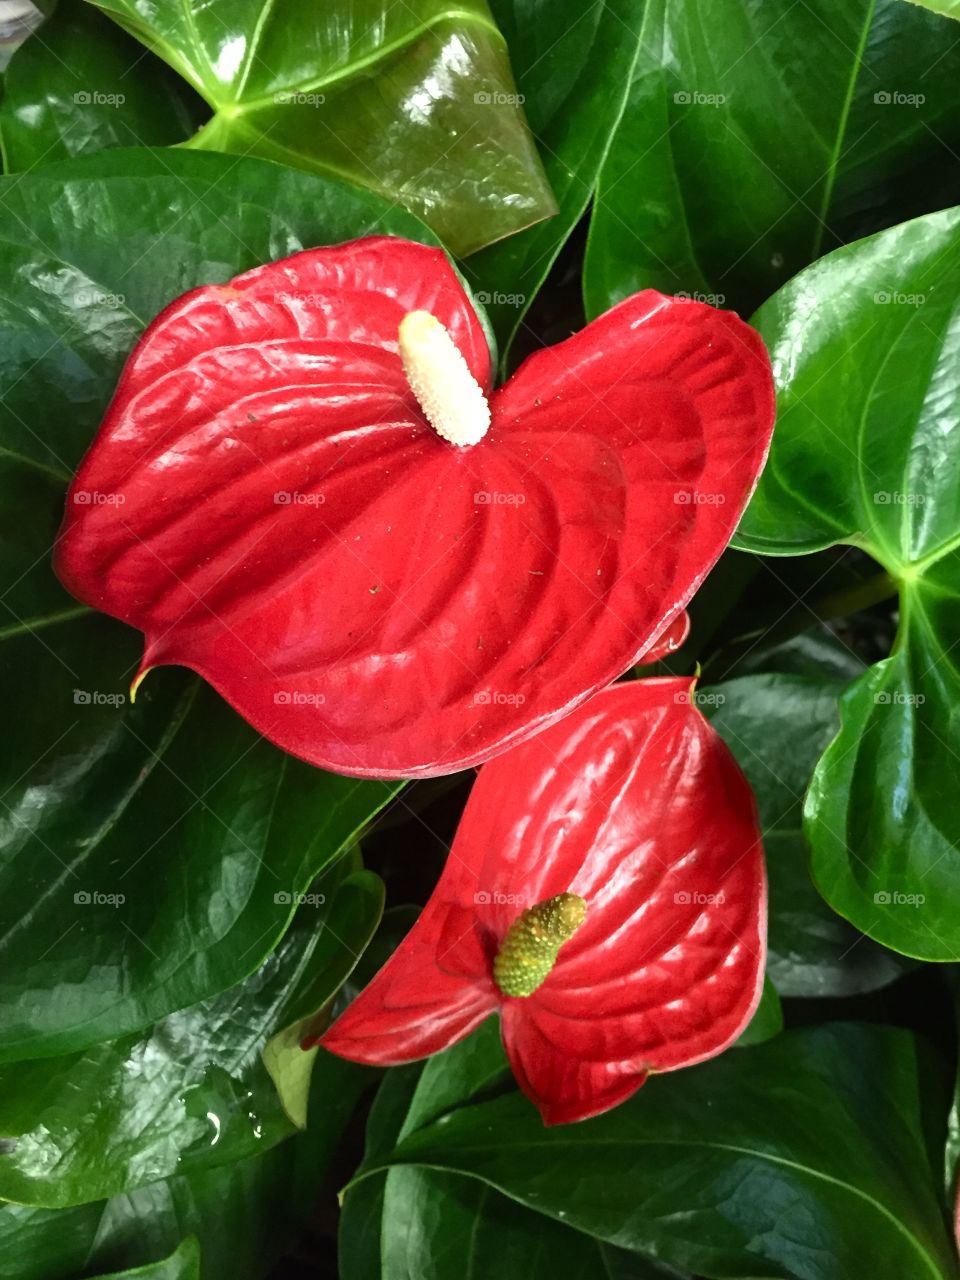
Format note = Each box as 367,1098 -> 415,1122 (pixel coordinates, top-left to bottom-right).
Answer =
0,1051 -> 369,1278
901,0 -> 960,16
367,1024 -> 957,1280
735,206 -> 960,961
465,0 -> 643,358
705,674 -> 908,995
0,148 -> 423,1061
584,0 -> 960,319
0,1 -> 204,173
89,1239 -> 200,1280
344,1024 -> 688,1280
0,864 -> 381,1208
82,0 -> 555,256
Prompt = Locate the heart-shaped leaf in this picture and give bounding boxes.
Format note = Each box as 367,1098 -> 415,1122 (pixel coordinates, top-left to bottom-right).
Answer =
82,0 -> 556,256
0,0 -> 204,173
0,149 -> 423,1060
584,0 -> 960,319
56,241 -> 774,778
735,206 -> 960,961
705,673 -> 909,995
364,1024 -> 958,1280
0,864 -> 382,1207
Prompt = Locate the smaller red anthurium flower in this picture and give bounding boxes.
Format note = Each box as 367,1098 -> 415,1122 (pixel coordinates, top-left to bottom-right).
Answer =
316,677 -> 767,1125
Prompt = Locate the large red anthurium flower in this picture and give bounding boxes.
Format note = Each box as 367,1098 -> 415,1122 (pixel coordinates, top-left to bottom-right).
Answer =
316,677 -> 767,1124
55,237 -> 774,779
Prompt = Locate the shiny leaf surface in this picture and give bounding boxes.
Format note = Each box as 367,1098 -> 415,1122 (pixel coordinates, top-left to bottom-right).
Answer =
0,866 -> 382,1207
705,674 -> 909,995
0,149 -> 415,1060
367,1024 -> 957,1280
57,249 -> 774,778
89,1239 -> 200,1280
0,0 -> 204,172
322,679 -> 766,1124
0,1052 -> 369,1278
84,0 -> 556,256
584,0 -> 960,319
736,207 -> 960,961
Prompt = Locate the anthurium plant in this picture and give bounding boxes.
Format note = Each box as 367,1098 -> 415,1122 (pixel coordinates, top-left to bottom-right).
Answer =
1,2 -> 960,1278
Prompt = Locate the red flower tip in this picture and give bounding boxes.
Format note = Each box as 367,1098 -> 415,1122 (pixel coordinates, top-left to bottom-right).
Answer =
55,237 -> 774,779
321,677 -> 767,1124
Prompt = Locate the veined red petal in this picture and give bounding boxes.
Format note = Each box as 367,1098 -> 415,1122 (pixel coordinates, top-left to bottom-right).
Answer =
56,239 -> 774,778
321,678 -> 765,1121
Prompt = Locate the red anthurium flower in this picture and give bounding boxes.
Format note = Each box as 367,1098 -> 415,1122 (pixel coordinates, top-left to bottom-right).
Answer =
317,677 -> 766,1124
55,237 -> 774,779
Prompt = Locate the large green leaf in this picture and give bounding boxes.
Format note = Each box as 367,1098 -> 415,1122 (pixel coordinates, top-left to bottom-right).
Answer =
344,1024 -> 687,1280
81,0 -> 556,256
0,864 -> 382,1208
0,149 -> 425,1061
705,674 -> 908,995
464,0 -> 643,359
901,0 -> 960,16
0,1 -> 204,173
584,0 -> 960,319
0,1050 -> 370,1278
366,1024 -> 957,1280
735,206 -> 960,961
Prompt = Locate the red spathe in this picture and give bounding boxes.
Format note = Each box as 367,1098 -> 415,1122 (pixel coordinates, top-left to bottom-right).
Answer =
319,678 -> 767,1125
56,237 -> 775,778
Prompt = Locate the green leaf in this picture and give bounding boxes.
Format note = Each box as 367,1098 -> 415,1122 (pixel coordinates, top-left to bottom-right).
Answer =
366,1024 -> 958,1280
465,0 -> 644,359
704,674 -> 909,995
734,206 -> 960,961
81,0 -> 556,256
900,0 -> 960,17
0,1 -> 204,173
0,862 -> 381,1207
584,0 -> 960,319
344,1025 -> 688,1280
0,148 -> 421,1061
89,1239 -> 201,1280
0,1050 -> 369,1278
263,869 -> 385,1129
